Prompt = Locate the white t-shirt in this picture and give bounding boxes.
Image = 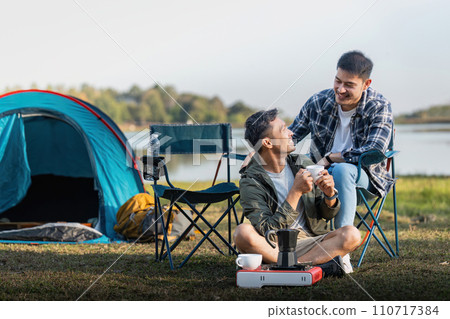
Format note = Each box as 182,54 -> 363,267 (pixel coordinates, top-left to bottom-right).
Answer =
330,105 -> 356,153
265,165 -> 307,230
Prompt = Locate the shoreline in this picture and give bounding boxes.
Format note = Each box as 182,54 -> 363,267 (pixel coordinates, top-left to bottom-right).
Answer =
395,118 -> 450,125
119,121 -> 450,133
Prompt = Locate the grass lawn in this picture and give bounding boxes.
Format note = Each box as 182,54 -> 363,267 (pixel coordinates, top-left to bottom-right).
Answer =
0,176 -> 448,301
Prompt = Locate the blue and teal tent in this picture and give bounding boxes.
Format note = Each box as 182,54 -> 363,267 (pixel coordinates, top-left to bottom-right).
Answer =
0,90 -> 144,241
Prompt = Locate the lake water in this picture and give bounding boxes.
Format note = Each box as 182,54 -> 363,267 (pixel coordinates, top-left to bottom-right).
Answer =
126,123 -> 450,182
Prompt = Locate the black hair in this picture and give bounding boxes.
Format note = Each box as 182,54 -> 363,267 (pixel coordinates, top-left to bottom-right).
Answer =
337,50 -> 373,79
244,109 -> 278,150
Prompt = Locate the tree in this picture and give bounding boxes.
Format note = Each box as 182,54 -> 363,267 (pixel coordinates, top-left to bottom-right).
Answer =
80,83 -> 98,101
156,85 -> 179,110
141,88 -> 169,123
227,101 -> 256,125
2,83 -> 264,126
93,89 -> 128,123
125,84 -> 143,104
207,96 -> 227,122
128,103 -> 151,125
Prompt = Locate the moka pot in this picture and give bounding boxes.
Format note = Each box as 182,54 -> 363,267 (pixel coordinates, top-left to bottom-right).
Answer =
265,228 -> 299,268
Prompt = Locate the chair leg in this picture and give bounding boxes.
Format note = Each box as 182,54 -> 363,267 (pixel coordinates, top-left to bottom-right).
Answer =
230,196 -> 242,254
356,198 -> 380,229
232,195 -> 241,225
158,204 -> 174,262
177,198 -> 240,268
390,156 -> 399,257
154,192 -> 159,262
357,221 -> 394,267
155,195 -> 174,270
227,197 -> 239,255
365,199 -> 397,257
356,210 -> 393,255
393,185 -> 399,257
239,211 -> 245,224
356,190 -> 397,267
160,202 -> 225,261
156,194 -> 240,269
176,202 -> 224,253
356,199 -> 380,248
229,212 -> 232,255
178,198 -> 239,253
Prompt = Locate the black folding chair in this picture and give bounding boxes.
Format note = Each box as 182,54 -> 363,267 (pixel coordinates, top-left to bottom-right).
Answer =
143,123 -> 244,269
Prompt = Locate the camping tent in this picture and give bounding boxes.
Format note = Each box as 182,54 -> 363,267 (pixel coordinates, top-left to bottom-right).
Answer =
0,90 -> 145,240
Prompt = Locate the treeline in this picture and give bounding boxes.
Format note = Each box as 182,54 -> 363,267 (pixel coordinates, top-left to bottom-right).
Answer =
396,104 -> 450,124
2,84 -> 258,126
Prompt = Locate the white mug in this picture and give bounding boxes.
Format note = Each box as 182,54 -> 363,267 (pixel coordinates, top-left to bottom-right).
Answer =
235,254 -> 262,270
306,164 -> 325,183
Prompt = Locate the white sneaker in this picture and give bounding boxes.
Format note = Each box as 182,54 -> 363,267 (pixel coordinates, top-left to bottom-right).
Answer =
342,254 -> 353,274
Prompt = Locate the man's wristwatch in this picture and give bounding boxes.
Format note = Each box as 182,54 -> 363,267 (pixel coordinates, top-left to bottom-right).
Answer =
324,188 -> 339,201
325,152 -> 334,165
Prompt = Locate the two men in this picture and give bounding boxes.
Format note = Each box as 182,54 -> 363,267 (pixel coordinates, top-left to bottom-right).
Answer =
235,51 -> 393,271
234,109 -> 360,271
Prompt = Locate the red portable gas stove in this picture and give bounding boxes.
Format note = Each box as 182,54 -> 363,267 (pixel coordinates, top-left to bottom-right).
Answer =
236,264 -> 322,288
236,229 -> 324,288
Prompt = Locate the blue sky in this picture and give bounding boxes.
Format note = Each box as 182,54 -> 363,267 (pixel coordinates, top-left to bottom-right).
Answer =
1,0 -> 449,117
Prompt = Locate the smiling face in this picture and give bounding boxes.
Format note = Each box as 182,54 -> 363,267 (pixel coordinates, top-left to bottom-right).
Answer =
334,68 -> 372,111
263,117 -> 296,155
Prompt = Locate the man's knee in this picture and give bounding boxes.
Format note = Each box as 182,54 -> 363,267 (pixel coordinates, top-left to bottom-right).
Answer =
234,223 -> 254,241
234,223 -> 259,251
336,225 -> 361,251
330,163 -> 357,183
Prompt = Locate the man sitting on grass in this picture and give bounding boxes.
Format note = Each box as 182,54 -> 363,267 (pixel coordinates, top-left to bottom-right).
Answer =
233,109 -> 360,275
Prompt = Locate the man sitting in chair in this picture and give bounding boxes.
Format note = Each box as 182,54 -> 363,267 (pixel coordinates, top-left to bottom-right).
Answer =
234,109 -> 360,274
288,51 -> 394,230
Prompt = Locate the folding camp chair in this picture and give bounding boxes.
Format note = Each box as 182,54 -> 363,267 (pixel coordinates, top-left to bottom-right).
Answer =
143,123 -> 244,269
353,131 -> 399,267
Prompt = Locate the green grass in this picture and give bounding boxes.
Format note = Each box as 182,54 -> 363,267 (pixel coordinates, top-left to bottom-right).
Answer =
384,176 -> 450,217
0,176 -> 449,301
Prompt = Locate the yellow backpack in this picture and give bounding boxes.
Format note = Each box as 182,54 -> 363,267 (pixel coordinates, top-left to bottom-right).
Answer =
114,193 -> 195,242
114,193 -> 161,242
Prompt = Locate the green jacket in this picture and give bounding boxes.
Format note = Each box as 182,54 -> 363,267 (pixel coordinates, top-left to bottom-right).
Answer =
239,153 -> 339,236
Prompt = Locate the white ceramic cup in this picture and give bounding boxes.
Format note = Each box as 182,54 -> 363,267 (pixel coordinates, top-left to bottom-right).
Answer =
306,164 -> 325,183
235,253 -> 262,270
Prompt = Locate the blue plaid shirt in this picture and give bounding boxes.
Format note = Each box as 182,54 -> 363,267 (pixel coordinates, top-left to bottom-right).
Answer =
288,87 -> 394,197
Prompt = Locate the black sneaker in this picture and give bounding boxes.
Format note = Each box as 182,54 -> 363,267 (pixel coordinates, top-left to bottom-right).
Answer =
317,256 -> 344,278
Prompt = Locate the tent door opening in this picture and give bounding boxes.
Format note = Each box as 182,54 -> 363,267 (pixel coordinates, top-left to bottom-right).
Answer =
0,115 -> 99,228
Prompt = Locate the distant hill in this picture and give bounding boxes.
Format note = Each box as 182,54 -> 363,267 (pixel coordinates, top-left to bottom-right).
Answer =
395,104 -> 450,124
1,84 -> 259,129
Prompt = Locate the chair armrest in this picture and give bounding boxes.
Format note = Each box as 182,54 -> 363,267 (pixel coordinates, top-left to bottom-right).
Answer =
385,150 -> 399,159
358,150 -> 386,167
356,149 -> 397,183
356,150 -> 388,183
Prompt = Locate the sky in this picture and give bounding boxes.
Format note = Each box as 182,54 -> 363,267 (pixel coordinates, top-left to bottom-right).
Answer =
1,0 -> 450,117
